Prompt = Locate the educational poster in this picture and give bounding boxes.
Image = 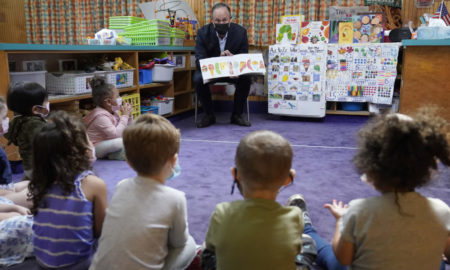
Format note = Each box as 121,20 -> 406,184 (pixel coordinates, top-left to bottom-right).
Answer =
199,54 -> 265,83
281,15 -> 304,44
338,22 -> 354,44
268,44 -> 327,117
276,23 -> 299,44
353,14 -> 384,43
329,6 -> 370,21
301,21 -> 329,44
325,43 -> 401,104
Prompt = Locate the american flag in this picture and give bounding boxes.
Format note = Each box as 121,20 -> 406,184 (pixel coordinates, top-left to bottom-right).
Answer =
432,1 -> 450,26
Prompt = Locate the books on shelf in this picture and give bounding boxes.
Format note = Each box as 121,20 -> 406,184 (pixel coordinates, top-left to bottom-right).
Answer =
300,21 -> 329,44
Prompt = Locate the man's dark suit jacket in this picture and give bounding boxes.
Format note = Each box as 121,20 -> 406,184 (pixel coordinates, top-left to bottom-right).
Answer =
194,23 -> 249,70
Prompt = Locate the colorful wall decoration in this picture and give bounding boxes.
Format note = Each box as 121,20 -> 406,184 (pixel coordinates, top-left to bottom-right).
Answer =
325,43 -> 401,104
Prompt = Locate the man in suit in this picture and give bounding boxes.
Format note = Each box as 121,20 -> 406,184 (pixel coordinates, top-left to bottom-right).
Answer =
194,2 -> 251,128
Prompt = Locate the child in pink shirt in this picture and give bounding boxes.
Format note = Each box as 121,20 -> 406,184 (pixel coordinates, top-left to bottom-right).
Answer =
84,76 -> 132,160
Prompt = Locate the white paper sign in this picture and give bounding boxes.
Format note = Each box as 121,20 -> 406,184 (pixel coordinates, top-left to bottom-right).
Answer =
199,54 -> 266,83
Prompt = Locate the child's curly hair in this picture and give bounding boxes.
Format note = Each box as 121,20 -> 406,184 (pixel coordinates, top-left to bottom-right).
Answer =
353,107 -> 450,193
28,111 -> 92,215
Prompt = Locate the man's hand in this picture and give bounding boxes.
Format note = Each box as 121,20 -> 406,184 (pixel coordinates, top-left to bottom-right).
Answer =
220,50 -> 233,56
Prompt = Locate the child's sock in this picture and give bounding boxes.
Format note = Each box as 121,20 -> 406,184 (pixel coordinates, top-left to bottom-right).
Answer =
106,149 -> 126,161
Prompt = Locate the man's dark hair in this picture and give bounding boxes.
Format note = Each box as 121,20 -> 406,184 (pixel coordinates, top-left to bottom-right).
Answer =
211,2 -> 231,17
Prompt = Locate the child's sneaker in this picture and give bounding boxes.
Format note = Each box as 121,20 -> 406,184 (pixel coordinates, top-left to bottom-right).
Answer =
296,234 -> 317,270
287,194 -> 312,226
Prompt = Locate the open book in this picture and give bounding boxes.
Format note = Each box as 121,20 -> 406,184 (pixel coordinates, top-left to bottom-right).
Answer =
199,53 -> 266,83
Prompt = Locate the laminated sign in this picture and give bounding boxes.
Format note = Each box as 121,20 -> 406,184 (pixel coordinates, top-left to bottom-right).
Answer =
199,54 -> 266,83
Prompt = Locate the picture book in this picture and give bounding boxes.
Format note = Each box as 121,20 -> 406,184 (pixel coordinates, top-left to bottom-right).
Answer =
199,54 -> 265,83
353,14 -> 384,43
328,6 -> 370,21
276,23 -> 299,44
281,15 -> 304,43
338,22 -> 353,44
301,21 -> 329,44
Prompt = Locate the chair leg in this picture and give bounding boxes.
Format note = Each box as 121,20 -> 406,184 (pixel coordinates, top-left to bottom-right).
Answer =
246,97 -> 250,122
194,92 -> 198,123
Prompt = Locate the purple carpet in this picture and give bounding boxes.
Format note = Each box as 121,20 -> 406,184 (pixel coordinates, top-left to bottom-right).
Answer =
11,112 -> 450,268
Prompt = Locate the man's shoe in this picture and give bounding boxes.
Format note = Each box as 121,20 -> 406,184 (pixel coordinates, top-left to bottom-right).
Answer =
230,115 -> 251,127
196,114 -> 216,128
287,194 -> 312,226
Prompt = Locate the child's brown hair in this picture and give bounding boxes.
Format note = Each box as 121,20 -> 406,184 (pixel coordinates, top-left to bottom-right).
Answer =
235,130 -> 293,189
123,114 -> 180,176
353,107 -> 450,192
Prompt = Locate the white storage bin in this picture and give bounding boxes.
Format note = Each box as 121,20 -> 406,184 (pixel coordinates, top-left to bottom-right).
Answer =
150,97 -> 174,115
152,64 -> 175,82
105,69 -> 134,88
9,71 -> 47,88
46,71 -> 105,95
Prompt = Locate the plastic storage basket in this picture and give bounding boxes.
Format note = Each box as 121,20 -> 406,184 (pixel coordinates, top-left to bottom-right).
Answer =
141,105 -> 159,115
109,16 -> 147,30
9,71 -> 47,88
105,69 -> 134,88
46,71 -> 105,95
152,64 -> 175,82
139,69 -> 152,84
150,98 -> 174,115
121,93 -> 141,119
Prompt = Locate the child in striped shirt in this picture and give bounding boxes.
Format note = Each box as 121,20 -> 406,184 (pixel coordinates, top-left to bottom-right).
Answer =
29,111 -> 108,269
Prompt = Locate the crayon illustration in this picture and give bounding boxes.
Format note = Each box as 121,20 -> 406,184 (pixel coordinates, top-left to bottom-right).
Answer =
215,62 -> 221,75
208,64 -> 214,76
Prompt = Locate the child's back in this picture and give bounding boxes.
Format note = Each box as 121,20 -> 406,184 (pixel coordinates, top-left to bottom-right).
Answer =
5,82 -> 49,177
207,199 -> 302,270
205,130 -> 303,270
29,111 -> 107,269
325,108 -> 450,270
90,114 -> 196,270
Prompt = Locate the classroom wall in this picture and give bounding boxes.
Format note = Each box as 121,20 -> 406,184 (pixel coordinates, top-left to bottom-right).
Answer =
0,0 -> 27,43
402,0 -> 450,27
186,0 -> 205,27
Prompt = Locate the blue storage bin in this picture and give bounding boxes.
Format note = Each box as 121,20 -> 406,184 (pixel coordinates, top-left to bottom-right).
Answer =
139,69 -> 152,85
342,102 -> 364,111
141,105 -> 158,114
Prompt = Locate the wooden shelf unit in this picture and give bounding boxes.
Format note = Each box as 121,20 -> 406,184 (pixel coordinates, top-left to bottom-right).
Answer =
0,44 -> 196,118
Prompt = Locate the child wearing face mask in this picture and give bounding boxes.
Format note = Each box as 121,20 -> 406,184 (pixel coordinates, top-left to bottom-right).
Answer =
90,114 -> 198,270
29,111 -> 107,269
83,76 -> 132,160
5,82 -> 49,180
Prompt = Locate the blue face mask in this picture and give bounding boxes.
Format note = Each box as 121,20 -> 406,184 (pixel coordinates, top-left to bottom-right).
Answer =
167,160 -> 181,180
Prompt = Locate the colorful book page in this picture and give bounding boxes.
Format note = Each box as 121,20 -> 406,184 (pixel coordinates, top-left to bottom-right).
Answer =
338,22 -> 353,44
301,21 -> 329,44
281,15 -> 304,43
199,54 -> 265,83
329,21 -> 341,43
276,23 -> 299,44
353,14 -> 384,43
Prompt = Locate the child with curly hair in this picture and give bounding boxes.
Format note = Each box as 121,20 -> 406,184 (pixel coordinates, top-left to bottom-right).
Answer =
29,111 -> 108,269
324,108 -> 450,270
83,76 -> 132,160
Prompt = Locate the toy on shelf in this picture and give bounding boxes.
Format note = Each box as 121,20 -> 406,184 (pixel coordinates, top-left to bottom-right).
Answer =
112,57 -> 134,71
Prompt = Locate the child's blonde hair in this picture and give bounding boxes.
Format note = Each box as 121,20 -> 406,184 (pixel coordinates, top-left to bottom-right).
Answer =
235,130 -> 293,189
123,114 -> 180,176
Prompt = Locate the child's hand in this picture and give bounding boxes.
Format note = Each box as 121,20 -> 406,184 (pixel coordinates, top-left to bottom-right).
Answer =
14,205 -> 31,216
324,199 -> 348,220
120,102 -> 133,116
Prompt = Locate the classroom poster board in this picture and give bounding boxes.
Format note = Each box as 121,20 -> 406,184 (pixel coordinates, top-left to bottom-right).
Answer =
325,43 -> 401,104
199,54 -> 265,83
268,44 -> 327,117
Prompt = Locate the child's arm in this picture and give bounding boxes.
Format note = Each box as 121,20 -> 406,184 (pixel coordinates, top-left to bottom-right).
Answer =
324,200 -> 354,266
0,203 -> 30,222
168,195 -> 190,248
81,175 -> 108,238
94,114 -> 128,140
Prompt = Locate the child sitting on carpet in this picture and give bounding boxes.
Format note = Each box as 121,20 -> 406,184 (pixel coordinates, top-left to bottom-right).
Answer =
90,114 -> 198,270
203,130 -> 307,270
324,108 -> 450,270
30,111 -> 107,269
83,76 -> 132,160
5,82 -> 49,180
